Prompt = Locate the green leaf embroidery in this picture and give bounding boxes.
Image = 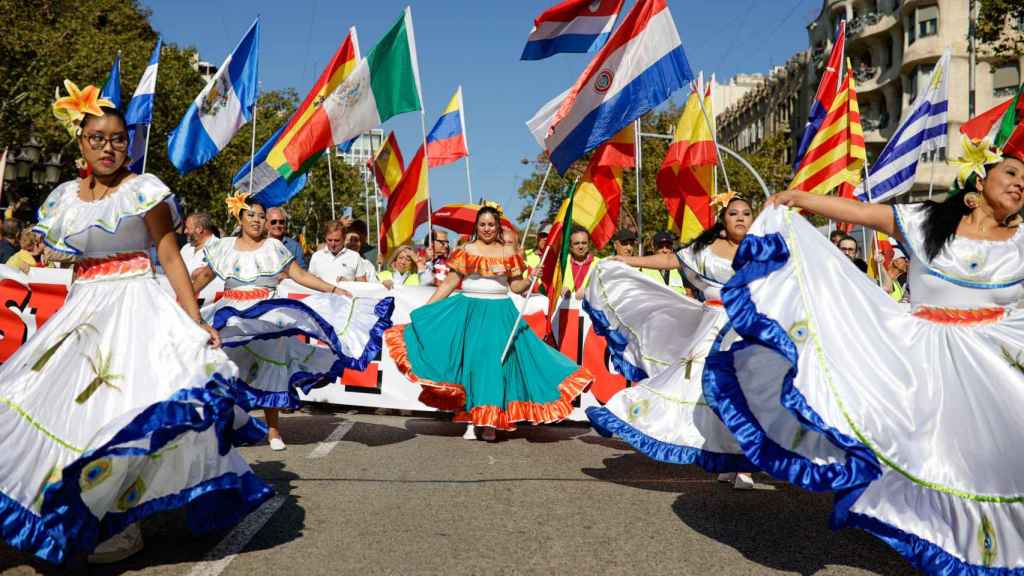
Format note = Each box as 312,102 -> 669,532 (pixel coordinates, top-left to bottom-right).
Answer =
75,349 -> 122,404
31,323 -> 98,372
979,514 -> 997,567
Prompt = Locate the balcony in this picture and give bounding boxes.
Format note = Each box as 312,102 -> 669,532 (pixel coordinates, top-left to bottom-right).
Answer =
848,10 -> 898,40
861,113 -> 889,131
853,65 -> 880,83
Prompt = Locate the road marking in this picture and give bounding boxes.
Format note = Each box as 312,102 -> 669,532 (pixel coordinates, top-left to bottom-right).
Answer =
185,495 -> 285,576
307,420 -> 355,459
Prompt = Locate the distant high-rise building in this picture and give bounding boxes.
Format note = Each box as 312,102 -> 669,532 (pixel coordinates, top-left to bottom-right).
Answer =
336,129 -> 385,182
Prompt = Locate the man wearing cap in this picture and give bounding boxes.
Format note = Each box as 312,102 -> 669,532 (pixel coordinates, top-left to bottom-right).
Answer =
525,224 -> 550,271
881,246 -> 910,302
611,229 -> 637,257
640,231 -> 686,295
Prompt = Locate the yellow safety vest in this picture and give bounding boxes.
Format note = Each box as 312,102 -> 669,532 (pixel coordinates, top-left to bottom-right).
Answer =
640,267 -> 686,295
562,256 -> 601,292
378,270 -> 421,286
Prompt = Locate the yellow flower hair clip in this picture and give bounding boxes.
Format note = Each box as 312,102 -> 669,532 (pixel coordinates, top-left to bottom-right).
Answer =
225,190 -> 253,218
52,80 -> 115,138
950,135 -> 1003,189
481,200 -> 505,217
710,191 -> 738,212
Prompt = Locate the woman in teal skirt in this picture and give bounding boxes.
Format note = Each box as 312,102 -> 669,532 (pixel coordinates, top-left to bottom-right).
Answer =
386,206 -> 592,441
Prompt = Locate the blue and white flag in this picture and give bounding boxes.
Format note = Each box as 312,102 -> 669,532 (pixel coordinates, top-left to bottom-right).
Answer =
168,19 -> 260,175
232,121 -> 308,208
100,54 -> 122,109
857,49 -> 949,203
125,39 -> 161,174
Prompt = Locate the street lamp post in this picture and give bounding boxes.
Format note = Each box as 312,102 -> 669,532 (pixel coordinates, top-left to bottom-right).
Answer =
3,137 -> 63,219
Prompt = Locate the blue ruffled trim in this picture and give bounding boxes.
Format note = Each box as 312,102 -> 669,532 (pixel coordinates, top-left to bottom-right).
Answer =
0,373 -> 272,564
580,298 -> 649,382
229,377 -> 302,411
586,407 -> 755,472
213,296 -> 394,404
704,231 -> 1018,574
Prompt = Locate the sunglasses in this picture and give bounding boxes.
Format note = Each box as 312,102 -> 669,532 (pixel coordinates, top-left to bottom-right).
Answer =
269,219 -> 287,225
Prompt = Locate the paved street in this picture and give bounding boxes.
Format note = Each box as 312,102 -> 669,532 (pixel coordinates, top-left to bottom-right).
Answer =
0,407 -> 914,576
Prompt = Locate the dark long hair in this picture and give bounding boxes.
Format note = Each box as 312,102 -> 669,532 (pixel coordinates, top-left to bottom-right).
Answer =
472,206 -> 505,244
686,197 -> 752,254
919,188 -> 972,262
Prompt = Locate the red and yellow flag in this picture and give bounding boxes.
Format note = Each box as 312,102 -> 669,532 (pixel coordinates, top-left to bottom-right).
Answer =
379,146 -> 429,260
371,131 -> 405,198
789,61 -> 865,195
268,28 -> 361,179
571,124 -> 634,249
656,76 -> 716,243
541,183 -> 577,319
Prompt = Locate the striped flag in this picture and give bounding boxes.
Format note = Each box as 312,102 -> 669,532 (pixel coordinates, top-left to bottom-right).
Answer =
125,39 -> 161,174
793,23 -> 846,172
656,74 -> 715,242
379,146 -> 429,260
540,0 -> 693,173
541,182 -> 578,318
856,50 -> 949,203
371,131 -> 405,198
425,86 -> 469,168
234,28 -> 361,199
572,124 -> 634,249
789,61 -> 865,195
521,0 -> 624,60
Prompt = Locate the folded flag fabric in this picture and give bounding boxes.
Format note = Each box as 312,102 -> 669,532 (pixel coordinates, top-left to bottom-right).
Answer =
372,131 -> 405,198
425,86 -> 469,168
125,40 -> 161,174
100,53 -> 122,110
521,0 -> 624,61
379,145 -> 429,260
168,19 -> 260,175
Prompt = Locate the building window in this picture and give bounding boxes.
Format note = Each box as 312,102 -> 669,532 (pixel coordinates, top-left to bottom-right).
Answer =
917,5 -> 938,38
884,36 -> 894,69
993,63 -> 1020,98
906,16 -> 915,45
909,64 -> 935,99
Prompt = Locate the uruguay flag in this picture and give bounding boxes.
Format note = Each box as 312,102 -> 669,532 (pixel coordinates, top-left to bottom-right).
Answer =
100,54 -> 122,109
168,19 -> 260,175
425,86 -> 469,168
856,50 -> 949,203
540,0 -> 692,174
521,0 -> 624,61
125,39 -> 161,174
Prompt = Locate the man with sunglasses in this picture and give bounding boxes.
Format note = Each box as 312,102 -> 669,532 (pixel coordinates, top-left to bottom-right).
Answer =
420,229 -> 450,286
639,230 -> 686,295
266,206 -> 306,269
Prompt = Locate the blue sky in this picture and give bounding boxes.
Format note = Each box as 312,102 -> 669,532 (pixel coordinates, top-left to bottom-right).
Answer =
143,0 -> 822,219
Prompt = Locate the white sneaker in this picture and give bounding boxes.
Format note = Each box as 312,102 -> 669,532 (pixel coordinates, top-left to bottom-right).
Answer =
269,437 -> 287,451
732,473 -> 776,491
462,424 -> 477,440
88,524 -> 144,564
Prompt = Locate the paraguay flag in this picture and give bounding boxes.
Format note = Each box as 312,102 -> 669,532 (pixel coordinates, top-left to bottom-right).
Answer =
168,18 -> 260,175
521,0 -> 624,61
540,0 -> 693,174
425,86 -> 468,168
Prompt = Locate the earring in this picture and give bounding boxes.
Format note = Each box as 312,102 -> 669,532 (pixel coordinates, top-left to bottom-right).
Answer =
718,229 -> 727,238
964,192 -> 981,210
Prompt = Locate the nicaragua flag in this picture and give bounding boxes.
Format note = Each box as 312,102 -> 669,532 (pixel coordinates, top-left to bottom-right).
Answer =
100,54 -> 122,109
541,0 -> 693,174
125,39 -> 161,174
233,121 -> 308,207
425,85 -> 469,168
521,0 -> 624,61
856,50 -> 949,203
168,19 -> 260,175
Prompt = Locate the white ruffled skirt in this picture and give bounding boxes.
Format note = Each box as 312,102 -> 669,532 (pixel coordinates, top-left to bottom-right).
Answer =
706,206 -> 1024,573
582,261 -> 749,470
0,260 -> 270,564
201,287 -> 394,410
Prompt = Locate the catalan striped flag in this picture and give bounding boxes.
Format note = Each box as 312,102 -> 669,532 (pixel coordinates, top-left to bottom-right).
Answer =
572,124 -> 634,249
371,131 -> 405,198
379,145 -> 429,260
656,75 -> 715,242
234,27 -> 360,199
789,61 -> 865,195
793,22 -> 846,172
425,86 -> 469,168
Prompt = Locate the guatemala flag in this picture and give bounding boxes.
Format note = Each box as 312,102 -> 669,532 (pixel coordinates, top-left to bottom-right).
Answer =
125,39 -> 161,173
168,19 -> 260,175
856,49 -> 949,203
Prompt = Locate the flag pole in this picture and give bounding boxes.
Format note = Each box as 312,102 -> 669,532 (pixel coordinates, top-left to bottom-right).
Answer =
520,162 -> 553,251
464,155 -> 475,204
326,149 -> 337,220
141,124 -> 152,174
461,85 -> 474,203
500,243 -> 552,364
634,118 -> 643,256
694,86 -> 732,193
927,151 -> 937,199
246,85 -> 260,197
419,111 -> 433,237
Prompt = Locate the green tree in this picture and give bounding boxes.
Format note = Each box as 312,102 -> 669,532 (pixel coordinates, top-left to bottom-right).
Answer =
977,0 -> 1024,58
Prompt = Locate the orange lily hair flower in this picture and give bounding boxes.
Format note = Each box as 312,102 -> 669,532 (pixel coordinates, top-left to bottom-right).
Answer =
225,190 -> 253,219
52,80 -> 115,137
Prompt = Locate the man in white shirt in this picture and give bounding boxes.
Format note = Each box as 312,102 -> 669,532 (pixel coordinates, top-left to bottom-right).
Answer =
309,220 -> 377,284
180,212 -> 218,276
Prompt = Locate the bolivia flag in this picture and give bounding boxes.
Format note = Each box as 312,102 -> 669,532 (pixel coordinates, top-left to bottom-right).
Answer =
283,8 -> 423,173
380,145 -> 429,260
371,131 -> 405,198
425,86 -> 469,168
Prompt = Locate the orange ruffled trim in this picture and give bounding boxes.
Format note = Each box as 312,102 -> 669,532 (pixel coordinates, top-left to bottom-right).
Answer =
912,306 -> 1005,325
221,287 -> 273,301
74,251 -> 151,281
447,248 -> 526,279
384,325 -> 593,431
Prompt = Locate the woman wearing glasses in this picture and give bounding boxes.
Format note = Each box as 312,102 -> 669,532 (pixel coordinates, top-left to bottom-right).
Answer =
0,84 -> 270,565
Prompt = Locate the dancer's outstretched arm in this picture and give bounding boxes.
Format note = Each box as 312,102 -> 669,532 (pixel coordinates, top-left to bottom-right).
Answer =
609,252 -> 679,270
768,190 -> 898,239
286,261 -> 353,297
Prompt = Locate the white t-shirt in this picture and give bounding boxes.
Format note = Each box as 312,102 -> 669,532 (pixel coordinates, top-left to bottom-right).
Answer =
308,247 -> 377,284
180,235 -> 219,274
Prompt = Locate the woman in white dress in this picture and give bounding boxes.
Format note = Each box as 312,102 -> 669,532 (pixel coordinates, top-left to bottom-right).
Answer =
584,194 -> 763,489
0,83 -> 270,564
192,195 -> 393,451
704,130 -> 1024,573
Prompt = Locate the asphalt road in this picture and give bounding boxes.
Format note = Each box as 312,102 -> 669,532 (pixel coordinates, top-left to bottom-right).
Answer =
0,407 -> 915,576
